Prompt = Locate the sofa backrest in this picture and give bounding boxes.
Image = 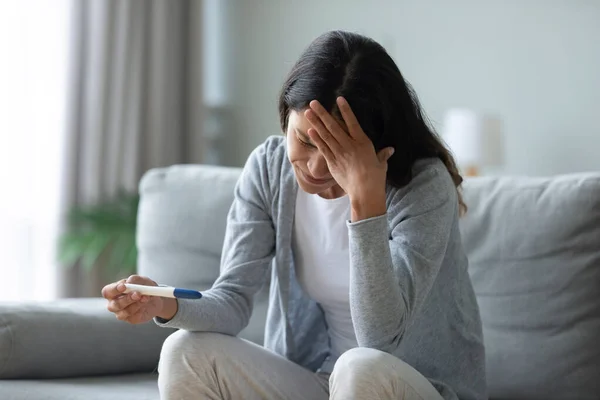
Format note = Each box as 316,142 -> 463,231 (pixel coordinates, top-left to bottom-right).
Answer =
137,164 -> 242,290
460,173 -> 600,400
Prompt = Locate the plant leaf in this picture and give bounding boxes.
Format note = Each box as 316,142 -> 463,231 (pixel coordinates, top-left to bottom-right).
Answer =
123,244 -> 138,275
108,233 -> 135,272
58,233 -> 94,268
59,190 -> 139,273
80,233 -> 111,271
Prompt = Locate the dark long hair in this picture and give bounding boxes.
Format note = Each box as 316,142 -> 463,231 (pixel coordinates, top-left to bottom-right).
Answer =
278,30 -> 466,214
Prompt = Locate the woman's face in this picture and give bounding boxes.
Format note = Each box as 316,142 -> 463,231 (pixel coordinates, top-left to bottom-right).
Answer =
286,110 -> 344,199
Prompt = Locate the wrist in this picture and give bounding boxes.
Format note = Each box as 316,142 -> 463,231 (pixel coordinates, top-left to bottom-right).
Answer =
157,297 -> 178,321
350,189 -> 387,222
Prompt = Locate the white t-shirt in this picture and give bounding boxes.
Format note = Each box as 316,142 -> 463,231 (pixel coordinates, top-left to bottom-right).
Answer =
292,188 -> 358,359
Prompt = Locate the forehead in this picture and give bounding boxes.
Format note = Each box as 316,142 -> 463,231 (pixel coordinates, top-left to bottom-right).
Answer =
287,109 -> 311,132
287,107 -> 347,134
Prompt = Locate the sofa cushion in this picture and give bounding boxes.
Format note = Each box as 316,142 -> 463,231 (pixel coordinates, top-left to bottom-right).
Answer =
460,173 -> 600,400
0,298 -> 174,379
0,373 -> 158,400
137,165 -> 242,289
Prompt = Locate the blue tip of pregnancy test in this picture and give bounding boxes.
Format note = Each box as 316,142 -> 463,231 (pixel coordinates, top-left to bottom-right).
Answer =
173,288 -> 203,299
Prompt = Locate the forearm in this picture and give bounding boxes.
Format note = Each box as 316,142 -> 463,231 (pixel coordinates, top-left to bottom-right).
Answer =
348,216 -> 407,352
154,287 -> 252,334
348,163 -> 456,352
154,257 -> 269,333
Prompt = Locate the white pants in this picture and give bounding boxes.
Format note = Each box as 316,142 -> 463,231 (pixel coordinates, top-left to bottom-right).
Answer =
158,331 -> 443,400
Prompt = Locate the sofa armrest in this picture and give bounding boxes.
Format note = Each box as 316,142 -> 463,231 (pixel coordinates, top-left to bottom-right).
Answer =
0,298 -> 175,379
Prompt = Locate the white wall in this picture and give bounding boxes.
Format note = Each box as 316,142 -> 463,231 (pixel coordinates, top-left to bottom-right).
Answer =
221,0 -> 600,176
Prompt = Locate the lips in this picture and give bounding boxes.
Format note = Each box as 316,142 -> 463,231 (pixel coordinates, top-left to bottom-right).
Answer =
299,168 -> 331,185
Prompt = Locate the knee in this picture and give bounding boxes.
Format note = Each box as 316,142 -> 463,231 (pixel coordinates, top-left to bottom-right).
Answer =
160,330 -> 194,363
331,348 -> 440,400
160,330 -> 224,363
159,331 -> 195,380
332,347 -> 392,382
160,330 -> 187,363
330,348 -> 399,398
158,331 -> 227,384
159,330 -> 198,370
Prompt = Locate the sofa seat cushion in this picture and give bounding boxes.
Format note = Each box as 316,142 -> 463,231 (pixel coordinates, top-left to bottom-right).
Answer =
460,173 -> 600,400
0,373 -> 158,400
0,299 -> 174,379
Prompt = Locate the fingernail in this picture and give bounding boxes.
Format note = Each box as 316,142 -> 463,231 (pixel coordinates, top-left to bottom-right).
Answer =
390,148 -> 395,156
131,292 -> 140,300
141,296 -> 149,303
117,283 -> 125,292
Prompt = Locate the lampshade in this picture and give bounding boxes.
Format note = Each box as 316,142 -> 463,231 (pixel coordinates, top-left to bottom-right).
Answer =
442,109 -> 504,168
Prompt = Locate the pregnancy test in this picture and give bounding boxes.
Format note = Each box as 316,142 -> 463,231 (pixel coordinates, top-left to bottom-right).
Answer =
123,283 -> 203,299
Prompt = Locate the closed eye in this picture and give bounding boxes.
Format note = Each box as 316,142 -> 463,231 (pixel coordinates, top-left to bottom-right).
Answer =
298,136 -> 316,148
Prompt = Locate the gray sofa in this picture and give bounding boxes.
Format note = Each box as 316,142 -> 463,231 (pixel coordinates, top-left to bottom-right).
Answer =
1,164 -> 599,400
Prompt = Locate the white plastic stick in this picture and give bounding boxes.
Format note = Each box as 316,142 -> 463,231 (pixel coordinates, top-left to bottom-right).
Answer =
123,283 -> 175,298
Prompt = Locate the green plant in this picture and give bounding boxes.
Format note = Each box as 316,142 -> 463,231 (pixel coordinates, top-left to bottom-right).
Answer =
58,190 -> 139,276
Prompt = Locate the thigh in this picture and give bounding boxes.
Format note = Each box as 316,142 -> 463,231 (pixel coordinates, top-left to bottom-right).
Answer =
160,331 -> 329,400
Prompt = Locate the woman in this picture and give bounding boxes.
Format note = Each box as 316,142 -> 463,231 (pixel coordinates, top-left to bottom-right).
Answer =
103,30 -> 486,400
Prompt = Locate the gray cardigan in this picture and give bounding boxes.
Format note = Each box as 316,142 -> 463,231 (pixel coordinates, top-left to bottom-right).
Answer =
158,136 -> 486,400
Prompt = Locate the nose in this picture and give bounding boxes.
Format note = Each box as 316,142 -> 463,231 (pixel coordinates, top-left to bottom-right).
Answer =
307,153 -> 330,179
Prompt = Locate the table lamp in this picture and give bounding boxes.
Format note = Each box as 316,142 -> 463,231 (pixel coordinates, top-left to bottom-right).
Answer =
441,109 -> 504,177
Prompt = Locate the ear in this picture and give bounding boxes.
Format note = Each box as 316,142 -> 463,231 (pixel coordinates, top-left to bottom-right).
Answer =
377,147 -> 395,163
